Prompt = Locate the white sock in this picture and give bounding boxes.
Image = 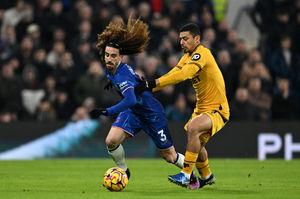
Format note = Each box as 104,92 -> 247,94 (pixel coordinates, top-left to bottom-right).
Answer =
181,171 -> 191,179
107,144 -> 127,171
174,152 -> 184,169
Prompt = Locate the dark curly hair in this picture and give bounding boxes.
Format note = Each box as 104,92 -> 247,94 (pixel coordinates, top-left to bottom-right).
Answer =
96,17 -> 149,62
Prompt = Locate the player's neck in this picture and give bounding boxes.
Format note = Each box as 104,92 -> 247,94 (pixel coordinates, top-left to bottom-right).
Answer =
108,62 -> 121,75
188,44 -> 201,55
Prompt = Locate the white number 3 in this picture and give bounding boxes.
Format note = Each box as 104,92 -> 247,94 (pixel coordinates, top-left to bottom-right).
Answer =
158,130 -> 167,142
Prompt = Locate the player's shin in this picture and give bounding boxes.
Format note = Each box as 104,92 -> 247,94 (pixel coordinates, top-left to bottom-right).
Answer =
196,159 -> 212,179
182,151 -> 198,179
107,144 -> 127,171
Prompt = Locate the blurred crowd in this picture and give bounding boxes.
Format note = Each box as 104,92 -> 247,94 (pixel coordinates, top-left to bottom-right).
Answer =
0,0 -> 299,123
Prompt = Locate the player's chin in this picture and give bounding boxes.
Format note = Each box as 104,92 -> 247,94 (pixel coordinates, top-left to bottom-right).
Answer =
106,64 -> 113,69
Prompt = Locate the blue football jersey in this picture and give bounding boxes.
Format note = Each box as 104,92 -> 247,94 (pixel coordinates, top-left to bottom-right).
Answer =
106,62 -> 164,116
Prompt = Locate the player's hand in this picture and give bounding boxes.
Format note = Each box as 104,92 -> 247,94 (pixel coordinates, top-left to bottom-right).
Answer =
135,78 -> 156,94
104,81 -> 113,90
89,108 -> 108,119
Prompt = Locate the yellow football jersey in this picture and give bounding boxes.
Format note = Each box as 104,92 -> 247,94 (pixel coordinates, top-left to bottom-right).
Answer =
155,45 -> 230,120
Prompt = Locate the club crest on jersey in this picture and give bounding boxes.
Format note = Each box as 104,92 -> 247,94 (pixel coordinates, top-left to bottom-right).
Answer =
191,53 -> 201,61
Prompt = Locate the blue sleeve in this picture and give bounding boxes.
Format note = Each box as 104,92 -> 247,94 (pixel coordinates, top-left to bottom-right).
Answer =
106,87 -> 137,115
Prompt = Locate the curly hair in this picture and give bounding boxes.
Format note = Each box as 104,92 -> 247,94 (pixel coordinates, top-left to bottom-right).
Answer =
96,17 -> 149,61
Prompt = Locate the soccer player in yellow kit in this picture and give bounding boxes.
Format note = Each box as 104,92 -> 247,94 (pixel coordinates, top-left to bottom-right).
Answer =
135,23 -> 230,189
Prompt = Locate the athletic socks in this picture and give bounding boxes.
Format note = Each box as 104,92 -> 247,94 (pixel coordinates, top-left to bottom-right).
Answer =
196,159 -> 212,179
174,152 -> 185,169
182,151 -> 198,178
107,144 -> 127,171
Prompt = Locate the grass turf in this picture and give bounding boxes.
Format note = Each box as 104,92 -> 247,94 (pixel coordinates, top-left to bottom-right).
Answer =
0,159 -> 300,199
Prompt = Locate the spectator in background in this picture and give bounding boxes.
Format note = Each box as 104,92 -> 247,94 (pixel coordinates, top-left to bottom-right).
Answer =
1,0 -> 28,40
269,35 -> 299,80
201,28 -> 218,53
240,61 -> 271,92
225,29 -> 238,53
43,75 -> 56,103
54,51 -> 76,93
230,87 -> 257,120
71,106 -> 89,122
143,56 -> 160,79
52,27 -> 67,48
36,98 -> 56,122
15,3 -> 34,43
247,76 -> 272,121
165,94 -> 191,121
15,36 -> 34,74
73,41 -> 96,74
20,65 -> 45,119
26,24 -> 42,49
272,78 -> 299,120
41,0 -> 69,42
216,49 -> 238,100
0,26 -> 17,61
71,20 -> 94,50
155,85 -> 177,108
0,0 -> 298,122
34,0 -> 51,23
158,37 -> 175,64
199,10 -> 216,33
268,9 -> 293,51
73,60 -> 106,107
231,39 -> 248,69
0,62 -> 22,119
33,48 -> 53,82
53,88 -> 75,121
46,41 -> 65,67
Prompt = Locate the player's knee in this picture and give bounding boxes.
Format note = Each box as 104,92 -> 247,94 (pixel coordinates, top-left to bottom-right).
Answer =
105,137 -> 119,149
187,124 -> 199,137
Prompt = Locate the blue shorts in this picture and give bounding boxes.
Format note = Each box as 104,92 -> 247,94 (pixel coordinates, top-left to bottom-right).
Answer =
112,110 -> 173,149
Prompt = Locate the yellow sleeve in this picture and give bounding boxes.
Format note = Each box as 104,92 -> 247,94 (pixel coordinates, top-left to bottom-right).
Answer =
157,63 -> 200,87
152,66 -> 181,92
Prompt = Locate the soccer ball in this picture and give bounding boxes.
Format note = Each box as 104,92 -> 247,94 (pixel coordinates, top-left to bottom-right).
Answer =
103,167 -> 128,191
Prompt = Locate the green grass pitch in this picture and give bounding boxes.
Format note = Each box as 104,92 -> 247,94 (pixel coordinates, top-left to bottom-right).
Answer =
1,159 -> 300,199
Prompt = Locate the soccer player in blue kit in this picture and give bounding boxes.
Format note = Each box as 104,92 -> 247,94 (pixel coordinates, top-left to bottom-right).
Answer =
89,18 -> 199,189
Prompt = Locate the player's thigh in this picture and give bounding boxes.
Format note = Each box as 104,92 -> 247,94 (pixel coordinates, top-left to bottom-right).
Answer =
205,111 -> 226,136
143,115 -> 174,150
187,113 -> 212,134
106,127 -> 130,147
112,111 -> 142,137
186,113 -> 213,145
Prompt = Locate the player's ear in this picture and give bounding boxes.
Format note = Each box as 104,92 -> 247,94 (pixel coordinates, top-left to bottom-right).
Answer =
195,35 -> 200,43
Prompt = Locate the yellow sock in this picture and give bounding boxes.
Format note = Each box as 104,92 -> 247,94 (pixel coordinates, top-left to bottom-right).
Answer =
182,151 -> 198,174
196,159 -> 211,179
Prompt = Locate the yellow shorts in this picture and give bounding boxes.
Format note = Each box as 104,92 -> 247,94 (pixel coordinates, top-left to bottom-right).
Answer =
184,110 -> 228,144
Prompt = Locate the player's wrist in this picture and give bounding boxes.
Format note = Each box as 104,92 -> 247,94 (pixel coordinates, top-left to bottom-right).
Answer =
155,79 -> 160,86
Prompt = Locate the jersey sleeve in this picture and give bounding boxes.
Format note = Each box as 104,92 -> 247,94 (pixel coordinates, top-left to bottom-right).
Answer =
153,65 -> 181,92
192,52 -> 206,70
106,74 -> 137,115
116,75 -> 135,95
157,63 -> 200,88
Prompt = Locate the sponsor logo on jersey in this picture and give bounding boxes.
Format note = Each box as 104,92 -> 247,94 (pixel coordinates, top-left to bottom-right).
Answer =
191,53 -> 201,61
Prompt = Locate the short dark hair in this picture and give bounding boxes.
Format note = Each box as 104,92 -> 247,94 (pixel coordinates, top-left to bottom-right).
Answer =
179,23 -> 200,37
